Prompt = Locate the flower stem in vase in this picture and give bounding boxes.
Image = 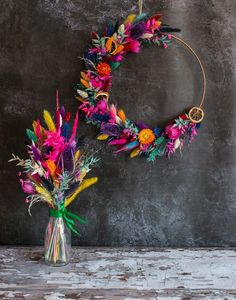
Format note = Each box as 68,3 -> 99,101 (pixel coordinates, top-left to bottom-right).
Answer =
45,216 -> 71,266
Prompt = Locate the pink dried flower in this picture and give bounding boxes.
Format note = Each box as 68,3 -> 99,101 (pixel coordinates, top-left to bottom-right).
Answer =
122,128 -> 137,138
20,179 -> 35,194
152,37 -> 159,43
189,123 -> 198,142
166,141 -> 175,157
89,48 -> 100,54
112,54 -> 123,62
79,103 -> 94,117
44,130 -> 66,161
124,38 -> 140,53
44,130 -> 65,149
90,79 -> 103,89
140,143 -> 149,151
165,124 -> 181,140
97,99 -> 108,113
180,124 -> 188,134
146,18 -> 161,33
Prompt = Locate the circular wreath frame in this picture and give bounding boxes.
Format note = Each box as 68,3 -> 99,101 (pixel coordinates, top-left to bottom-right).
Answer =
75,13 -> 205,162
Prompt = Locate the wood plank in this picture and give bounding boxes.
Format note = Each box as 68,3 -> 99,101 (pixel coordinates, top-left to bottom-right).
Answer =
1,247 -> 236,299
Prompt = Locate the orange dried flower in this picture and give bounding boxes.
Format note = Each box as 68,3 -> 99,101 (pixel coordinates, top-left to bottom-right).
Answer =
97,62 -> 111,77
138,129 -> 155,145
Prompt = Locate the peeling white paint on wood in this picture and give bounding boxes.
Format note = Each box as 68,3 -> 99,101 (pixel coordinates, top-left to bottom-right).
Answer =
1,247 -> 236,299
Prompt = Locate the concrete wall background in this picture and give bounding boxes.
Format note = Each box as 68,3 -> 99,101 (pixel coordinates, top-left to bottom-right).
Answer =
1,0 -> 236,246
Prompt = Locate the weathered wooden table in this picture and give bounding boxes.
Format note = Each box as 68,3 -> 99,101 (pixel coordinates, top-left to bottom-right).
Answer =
1,247 -> 236,299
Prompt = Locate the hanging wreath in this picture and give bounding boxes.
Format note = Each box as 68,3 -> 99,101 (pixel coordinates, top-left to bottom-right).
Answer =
75,13 -> 206,162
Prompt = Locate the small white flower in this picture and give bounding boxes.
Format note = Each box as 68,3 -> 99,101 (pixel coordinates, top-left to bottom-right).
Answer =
31,162 -> 45,177
118,24 -> 125,36
77,89 -> 88,99
174,138 -> 181,149
141,33 -> 154,39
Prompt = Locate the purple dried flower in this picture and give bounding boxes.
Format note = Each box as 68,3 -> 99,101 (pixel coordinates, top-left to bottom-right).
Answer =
130,22 -> 146,39
100,123 -> 120,136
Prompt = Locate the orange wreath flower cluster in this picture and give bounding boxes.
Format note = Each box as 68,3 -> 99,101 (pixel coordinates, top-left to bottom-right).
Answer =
138,129 -> 155,145
97,62 -> 111,77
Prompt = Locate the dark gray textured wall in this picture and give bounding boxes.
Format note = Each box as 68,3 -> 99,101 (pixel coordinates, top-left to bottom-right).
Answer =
0,0 -> 236,246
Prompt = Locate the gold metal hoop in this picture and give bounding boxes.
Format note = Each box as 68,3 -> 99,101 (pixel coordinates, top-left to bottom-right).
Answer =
171,35 -> 206,123
171,35 -> 206,109
137,1 -> 206,116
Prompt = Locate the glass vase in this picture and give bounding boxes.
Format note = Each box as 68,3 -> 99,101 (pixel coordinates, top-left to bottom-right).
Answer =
44,214 -> 71,266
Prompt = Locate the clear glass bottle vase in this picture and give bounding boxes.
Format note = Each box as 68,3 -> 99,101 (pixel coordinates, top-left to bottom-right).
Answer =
44,212 -> 71,266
